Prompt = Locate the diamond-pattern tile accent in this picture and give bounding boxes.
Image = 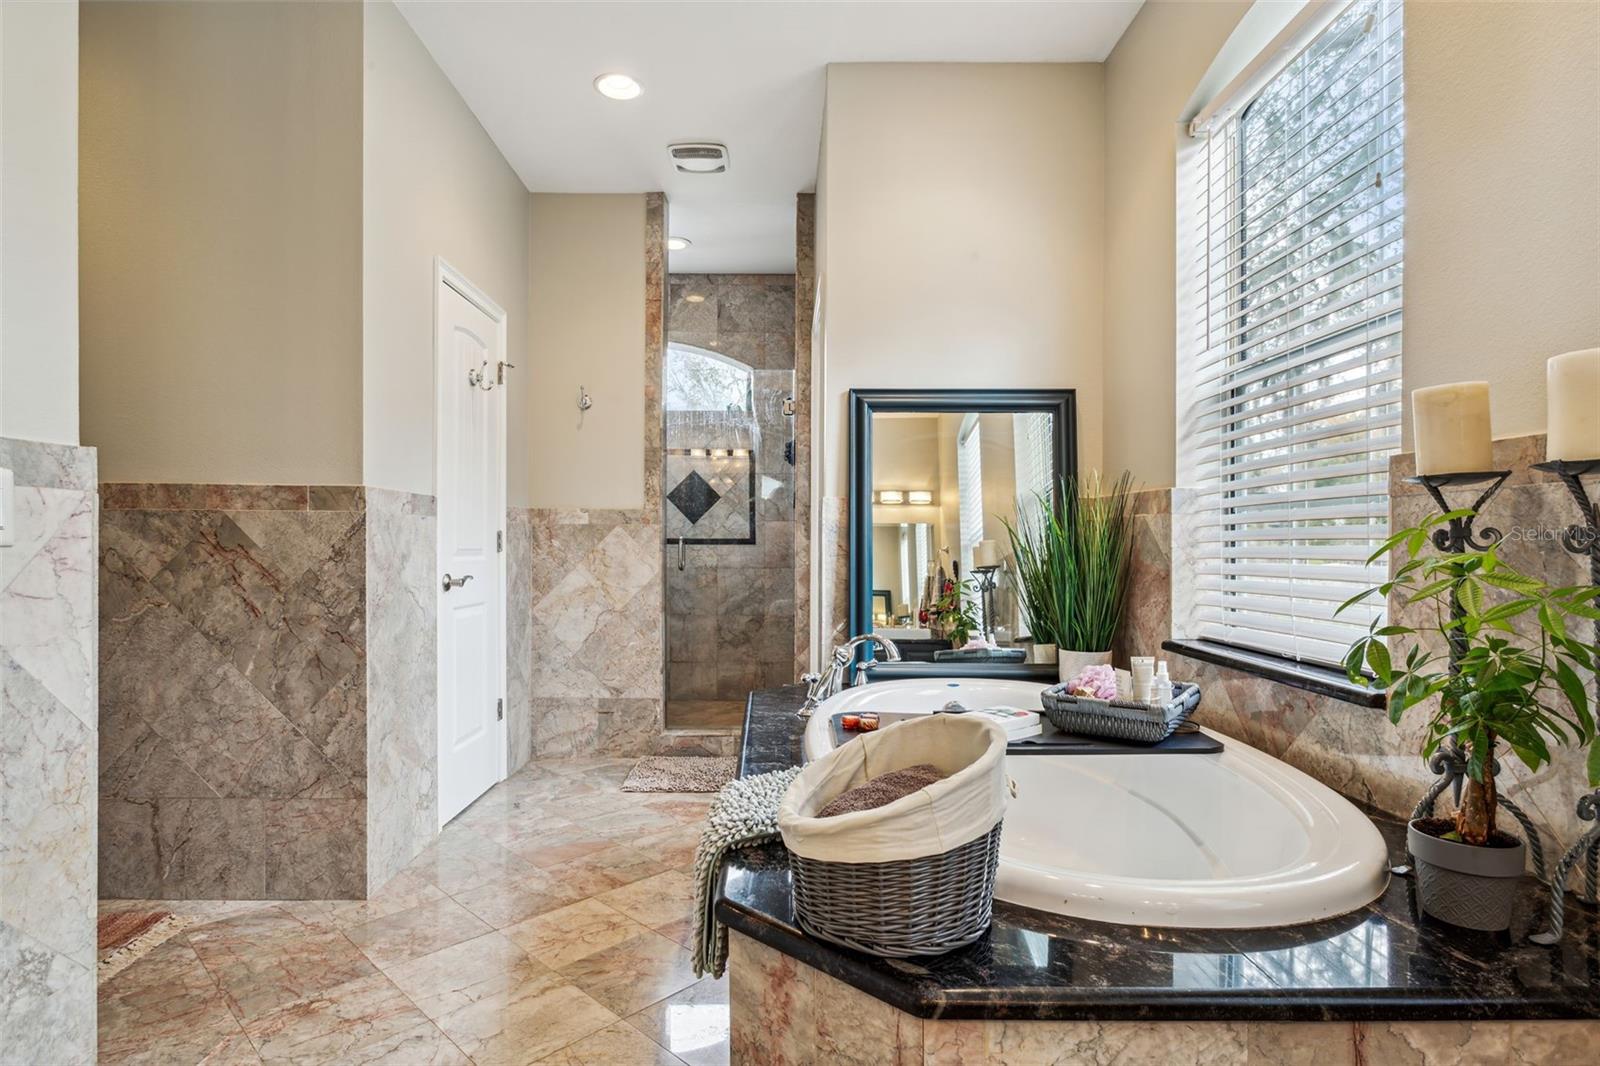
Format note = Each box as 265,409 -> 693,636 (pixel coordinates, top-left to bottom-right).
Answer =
667,470 -> 721,526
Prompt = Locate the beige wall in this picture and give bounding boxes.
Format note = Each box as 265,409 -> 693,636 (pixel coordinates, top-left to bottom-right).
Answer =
1102,0 -> 1251,487
2,0 -> 80,446
816,63 -> 1106,497
364,0 -> 530,502
1106,0 -> 1599,486
79,0 -> 362,483
527,194 -> 646,510
1404,0 -> 1600,445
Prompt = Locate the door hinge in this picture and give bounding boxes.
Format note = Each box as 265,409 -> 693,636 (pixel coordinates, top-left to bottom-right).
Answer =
496,530 -> 503,553
496,698 -> 504,721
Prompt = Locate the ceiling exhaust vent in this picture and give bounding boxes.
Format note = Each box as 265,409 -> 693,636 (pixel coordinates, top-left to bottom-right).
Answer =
668,142 -> 729,174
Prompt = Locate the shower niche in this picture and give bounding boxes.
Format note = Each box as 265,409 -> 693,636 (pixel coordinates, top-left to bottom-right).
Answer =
663,275 -> 797,730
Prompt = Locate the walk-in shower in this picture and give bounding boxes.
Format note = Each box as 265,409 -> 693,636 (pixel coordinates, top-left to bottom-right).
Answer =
663,274 -> 797,731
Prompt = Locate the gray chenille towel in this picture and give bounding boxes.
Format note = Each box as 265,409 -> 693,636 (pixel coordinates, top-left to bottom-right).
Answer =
691,766 -> 802,979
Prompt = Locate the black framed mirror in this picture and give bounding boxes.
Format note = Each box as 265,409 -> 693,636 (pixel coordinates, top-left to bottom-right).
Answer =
848,389 -> 1077,665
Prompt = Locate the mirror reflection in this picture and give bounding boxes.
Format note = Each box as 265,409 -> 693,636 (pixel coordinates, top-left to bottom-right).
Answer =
869,410 -> 1057,652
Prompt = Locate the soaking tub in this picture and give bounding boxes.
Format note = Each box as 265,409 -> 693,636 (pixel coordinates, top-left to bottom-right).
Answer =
800,677 -> 1390,929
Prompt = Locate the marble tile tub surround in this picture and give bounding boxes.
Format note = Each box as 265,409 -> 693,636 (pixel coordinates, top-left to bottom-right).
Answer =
722,687 -> 1600,1030
98,482 -> 367,902
666,272 -> 798,713
97,757 -> 723,1065
1121,434 -> 1598,879
729,930 -> 1598,1066
365,487 -> 438,892
1,437 -> 99,1065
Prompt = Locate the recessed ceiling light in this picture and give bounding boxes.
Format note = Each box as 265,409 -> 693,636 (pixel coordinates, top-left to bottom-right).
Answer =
684,293 -> 706,303
666,236 -> 692,251
593,73 -> 641,100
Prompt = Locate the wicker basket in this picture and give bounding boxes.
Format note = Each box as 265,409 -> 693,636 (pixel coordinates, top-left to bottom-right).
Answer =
777,714 -> 1008,958
1040,681 -> 1202,744
790,823 -> 1003,957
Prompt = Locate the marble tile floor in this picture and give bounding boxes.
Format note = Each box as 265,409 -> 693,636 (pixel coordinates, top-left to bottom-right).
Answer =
99,758 -> 727,1066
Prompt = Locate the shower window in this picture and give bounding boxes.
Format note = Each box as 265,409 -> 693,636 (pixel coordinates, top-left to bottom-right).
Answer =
665,342 -> 753,413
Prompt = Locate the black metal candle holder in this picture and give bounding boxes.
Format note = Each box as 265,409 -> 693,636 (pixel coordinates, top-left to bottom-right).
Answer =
1526,458 -> 1600,944
1399,471 -> 1552,912
972,565 -> 1000,642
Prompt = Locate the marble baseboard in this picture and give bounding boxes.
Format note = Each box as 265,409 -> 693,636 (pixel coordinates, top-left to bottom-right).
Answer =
729,931 -> 1599,1065
1,437 -> 98,1064
98,482 -> 367,900
365,488 -> 438,893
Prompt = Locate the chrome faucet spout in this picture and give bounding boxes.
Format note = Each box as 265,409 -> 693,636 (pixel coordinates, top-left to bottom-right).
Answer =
796,634 -> 901,717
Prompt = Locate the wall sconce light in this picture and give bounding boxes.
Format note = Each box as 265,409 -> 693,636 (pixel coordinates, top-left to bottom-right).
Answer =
907,490 -> 934,506
878,490 -> 904,505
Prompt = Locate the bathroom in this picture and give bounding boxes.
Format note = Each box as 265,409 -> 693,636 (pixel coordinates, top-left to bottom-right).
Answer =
1,1 -> 1597,1063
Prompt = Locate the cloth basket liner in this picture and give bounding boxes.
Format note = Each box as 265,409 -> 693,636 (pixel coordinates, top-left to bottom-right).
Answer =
777,714 -> 1008,864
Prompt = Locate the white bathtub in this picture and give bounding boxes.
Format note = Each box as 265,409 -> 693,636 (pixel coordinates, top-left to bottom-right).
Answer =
800,678 -> 1390,929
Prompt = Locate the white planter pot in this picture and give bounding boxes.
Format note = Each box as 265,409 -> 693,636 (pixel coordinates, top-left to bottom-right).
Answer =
1058,649 -> 1113,683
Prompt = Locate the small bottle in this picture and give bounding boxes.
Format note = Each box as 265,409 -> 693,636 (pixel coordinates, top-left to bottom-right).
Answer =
1151,661 -> 1174,705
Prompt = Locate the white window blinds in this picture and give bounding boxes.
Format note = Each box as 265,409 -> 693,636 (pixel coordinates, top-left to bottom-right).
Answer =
1012,412 -> 1054,539
957,415 -> 985,571
1178,0 -> 1403,667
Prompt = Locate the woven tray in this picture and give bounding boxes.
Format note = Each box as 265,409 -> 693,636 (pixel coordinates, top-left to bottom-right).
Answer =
1040,681 -> 1202,744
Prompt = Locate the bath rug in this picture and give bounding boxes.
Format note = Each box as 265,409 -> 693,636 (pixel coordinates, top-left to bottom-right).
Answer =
97,910 -> 194,983
622,755 -> 738,793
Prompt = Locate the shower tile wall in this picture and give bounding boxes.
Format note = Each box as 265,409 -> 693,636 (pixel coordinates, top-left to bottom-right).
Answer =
98,484 -> 367,900
666,274 -> 798,720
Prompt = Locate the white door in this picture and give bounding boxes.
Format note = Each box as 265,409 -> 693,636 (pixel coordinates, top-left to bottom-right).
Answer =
436,261 -> 508,826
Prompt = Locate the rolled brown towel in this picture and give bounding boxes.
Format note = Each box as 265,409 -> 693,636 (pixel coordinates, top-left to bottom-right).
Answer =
816,763 -> 947,818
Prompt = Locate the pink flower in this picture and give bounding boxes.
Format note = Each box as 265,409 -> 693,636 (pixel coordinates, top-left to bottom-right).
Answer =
1068,663 -> 1117,700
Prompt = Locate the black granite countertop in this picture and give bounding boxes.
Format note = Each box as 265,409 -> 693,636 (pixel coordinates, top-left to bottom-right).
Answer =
714,686 -> 1600,1022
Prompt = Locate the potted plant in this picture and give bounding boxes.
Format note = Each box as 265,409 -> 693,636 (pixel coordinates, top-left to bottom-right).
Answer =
1340,509 -> 1600,930
929,575 -> 980,648
1003,471 -> 1137,681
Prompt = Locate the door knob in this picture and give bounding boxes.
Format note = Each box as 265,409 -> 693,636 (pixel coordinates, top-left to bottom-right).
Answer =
442,573 -> 474,592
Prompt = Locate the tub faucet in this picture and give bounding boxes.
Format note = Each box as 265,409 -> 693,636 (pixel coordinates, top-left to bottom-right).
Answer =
797,634 -> 902,718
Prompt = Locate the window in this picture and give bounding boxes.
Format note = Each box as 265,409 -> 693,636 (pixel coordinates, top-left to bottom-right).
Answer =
1177,0 -> 1403,667
957,414 -> 985,592
1011,411 -> 1054,540
664,343 -> 753,413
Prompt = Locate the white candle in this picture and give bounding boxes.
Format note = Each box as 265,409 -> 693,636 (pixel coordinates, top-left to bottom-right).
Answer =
1412,382 -> 1493,475
973,539 -> 1000,569
1546,348 -> 1600,462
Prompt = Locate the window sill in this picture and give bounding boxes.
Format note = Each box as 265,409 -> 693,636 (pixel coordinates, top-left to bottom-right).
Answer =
1160,639 -> 1386,709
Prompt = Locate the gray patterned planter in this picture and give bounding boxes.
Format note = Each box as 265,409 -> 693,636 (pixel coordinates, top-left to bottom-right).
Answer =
1408,819 -> 1526,931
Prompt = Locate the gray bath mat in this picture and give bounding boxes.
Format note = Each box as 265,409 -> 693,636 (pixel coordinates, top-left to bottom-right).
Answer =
622,756 -> 738,793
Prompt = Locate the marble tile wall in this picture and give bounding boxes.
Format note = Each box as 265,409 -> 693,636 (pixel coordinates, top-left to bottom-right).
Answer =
527,508 -> 666,756
98,483 -> 366,901
506,506 -> 535,774
0,437 -> 99,1064
817,495 -> 852,654
364,488 -> 438,893
730,929 -> 1596,1065
794,192 -> 817,676
1117,434 -> 1598,879
666,273 -> 798,707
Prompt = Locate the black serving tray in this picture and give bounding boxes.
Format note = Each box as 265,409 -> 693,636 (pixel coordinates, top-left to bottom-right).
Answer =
828,714 -> 1222,755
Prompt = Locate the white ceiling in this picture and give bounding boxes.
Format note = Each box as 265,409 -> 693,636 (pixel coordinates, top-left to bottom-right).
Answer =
398,1 -> 1143,274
